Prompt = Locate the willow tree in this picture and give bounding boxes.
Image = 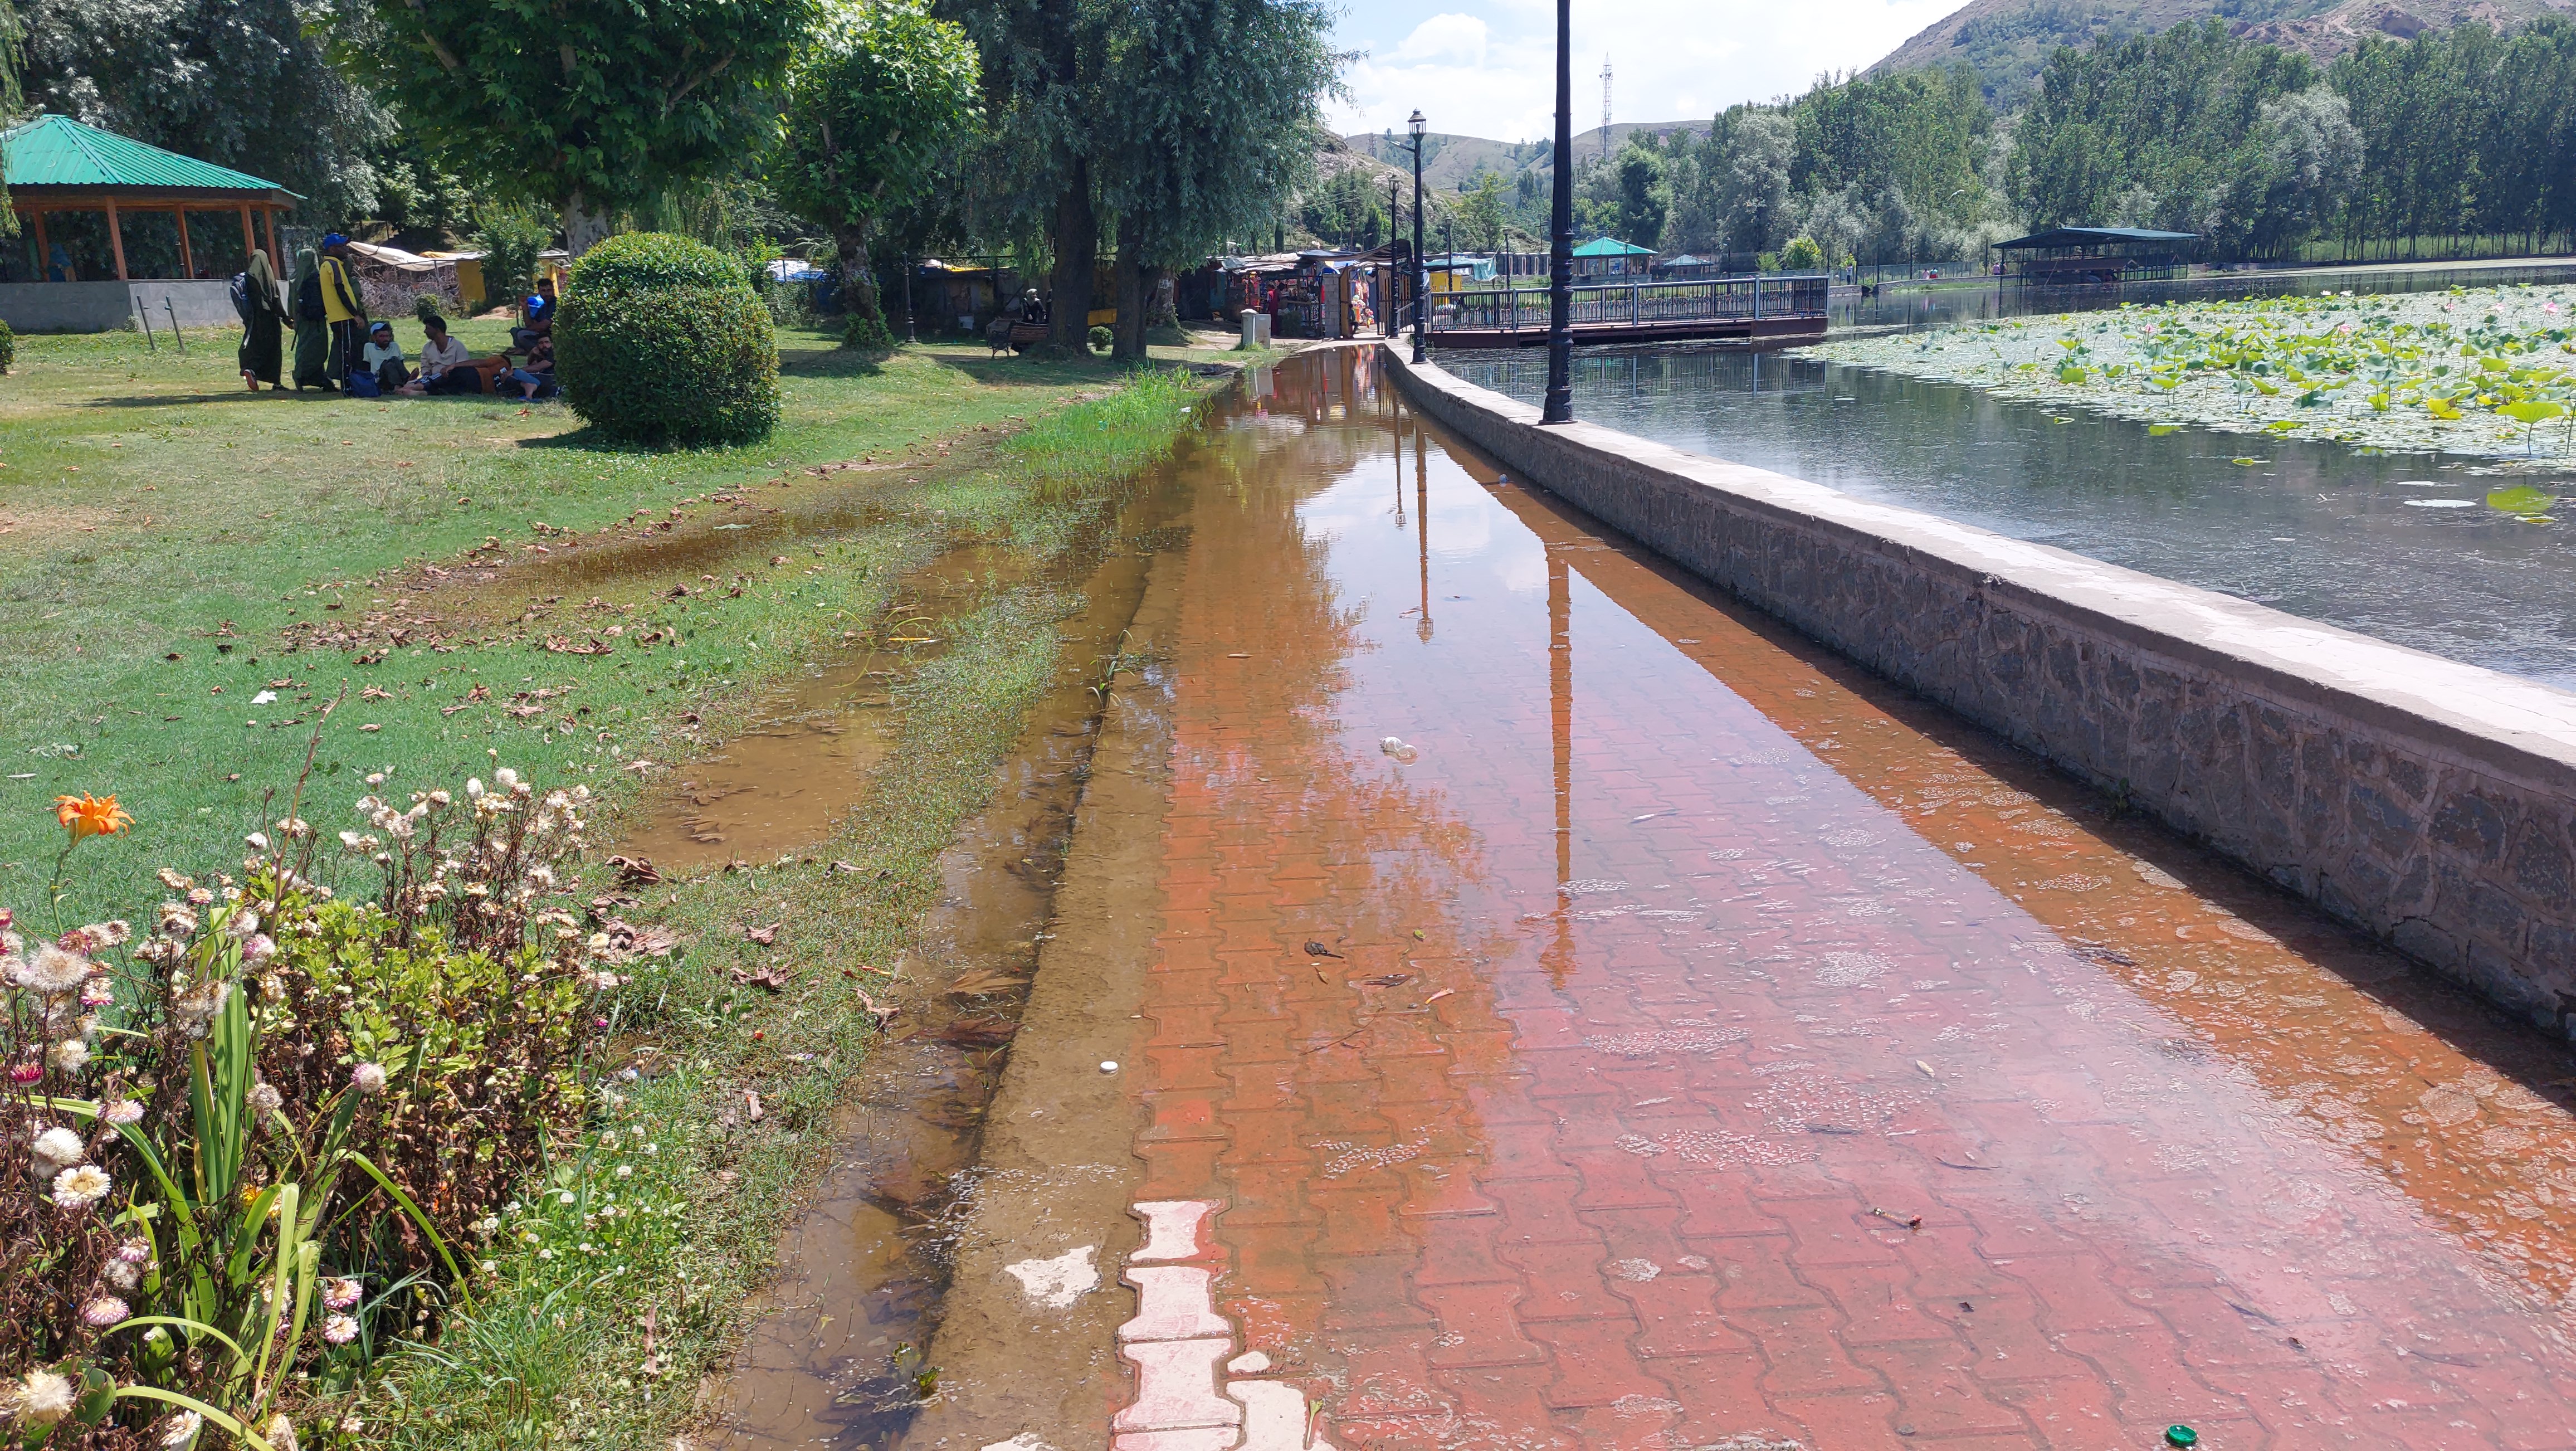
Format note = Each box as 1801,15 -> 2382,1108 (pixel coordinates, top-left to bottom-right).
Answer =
356,0 -> 816,253
778,0 -> 981,348
1090,0 -> 1335,363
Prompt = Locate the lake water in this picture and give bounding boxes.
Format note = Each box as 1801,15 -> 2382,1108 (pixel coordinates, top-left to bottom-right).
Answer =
1447,266 -> 2576,688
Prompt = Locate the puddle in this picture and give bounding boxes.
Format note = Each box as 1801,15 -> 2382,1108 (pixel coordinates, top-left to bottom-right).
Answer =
691,453 -> 1192,1449
617,544 -> 1021,873
1063,347 -> 2576,1448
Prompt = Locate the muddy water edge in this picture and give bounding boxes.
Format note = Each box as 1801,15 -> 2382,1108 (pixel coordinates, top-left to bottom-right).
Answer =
682,425 -> 1198,1449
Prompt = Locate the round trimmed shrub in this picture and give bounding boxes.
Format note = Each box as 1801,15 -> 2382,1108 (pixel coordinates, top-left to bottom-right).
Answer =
556,232 -> 780,446
0,319 -> 15,373
1088,324 -> 1113,353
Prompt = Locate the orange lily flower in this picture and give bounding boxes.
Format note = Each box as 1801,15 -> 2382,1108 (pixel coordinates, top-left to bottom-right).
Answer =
53,793 -> 135,841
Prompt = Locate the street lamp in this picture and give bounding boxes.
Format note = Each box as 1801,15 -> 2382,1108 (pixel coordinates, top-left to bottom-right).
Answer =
1409,109 -> 1428,364
1541,0 -> 1574,425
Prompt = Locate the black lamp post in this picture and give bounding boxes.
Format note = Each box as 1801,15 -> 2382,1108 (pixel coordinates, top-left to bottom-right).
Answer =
1542,0 -> 1574,425
1409,109 -> 1428,364
902,254 -> 917,345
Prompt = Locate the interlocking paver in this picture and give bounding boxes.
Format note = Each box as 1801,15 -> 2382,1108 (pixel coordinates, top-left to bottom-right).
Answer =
1093,353 -> 2576,1450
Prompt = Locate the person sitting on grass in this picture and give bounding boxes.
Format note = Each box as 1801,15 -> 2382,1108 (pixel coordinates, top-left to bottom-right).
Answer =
403,316 -> 477,395
360,321 -> 411,393
504,332 -> 555,400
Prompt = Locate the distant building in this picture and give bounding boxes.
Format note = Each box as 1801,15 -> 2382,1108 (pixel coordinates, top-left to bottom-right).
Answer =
1570,236 -> 1656,279
1995,226 -> 2196,285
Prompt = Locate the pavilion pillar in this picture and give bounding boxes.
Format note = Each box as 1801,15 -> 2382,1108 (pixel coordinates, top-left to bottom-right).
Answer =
238,204 -> 257,269
105,201 -> 129,281
175,207 -> 195,279
261,209 -> 280,270
32,210 -> 52,279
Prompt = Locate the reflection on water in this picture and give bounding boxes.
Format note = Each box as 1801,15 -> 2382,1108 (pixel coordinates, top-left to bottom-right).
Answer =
1126,348 -> 2576,1448
1449,343 -> 2576,687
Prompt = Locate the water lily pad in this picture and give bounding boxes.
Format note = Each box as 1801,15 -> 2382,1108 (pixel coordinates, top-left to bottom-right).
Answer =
2485,485 -> 2560,514
2147,423 -> 2182,435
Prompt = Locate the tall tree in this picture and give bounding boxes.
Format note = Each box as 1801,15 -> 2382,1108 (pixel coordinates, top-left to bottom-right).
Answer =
1090,0 -> 1335,362
777,0 -> 981,348
21,0 -> 387,223
1,0 -> 18,236
355,0 -> 817,252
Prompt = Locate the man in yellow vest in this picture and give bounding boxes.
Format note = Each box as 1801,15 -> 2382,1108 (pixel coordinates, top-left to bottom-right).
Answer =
318,233 -> 368,390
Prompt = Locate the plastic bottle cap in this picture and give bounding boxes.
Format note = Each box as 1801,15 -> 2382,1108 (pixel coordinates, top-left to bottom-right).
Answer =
2165,1427 -> 2198,1448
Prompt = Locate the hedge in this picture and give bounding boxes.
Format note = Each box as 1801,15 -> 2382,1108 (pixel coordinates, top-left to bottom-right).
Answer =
556,233 -> 780,446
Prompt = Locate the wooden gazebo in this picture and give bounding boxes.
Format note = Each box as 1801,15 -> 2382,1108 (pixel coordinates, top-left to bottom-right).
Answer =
6,114 -> 298,280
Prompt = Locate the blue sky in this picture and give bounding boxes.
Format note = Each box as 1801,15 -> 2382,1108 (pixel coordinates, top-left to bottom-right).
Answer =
1326,0 -> 1965,142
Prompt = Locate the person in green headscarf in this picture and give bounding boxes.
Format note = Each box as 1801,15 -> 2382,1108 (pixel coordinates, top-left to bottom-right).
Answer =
290,246 -> 331,391
238,246 -> 286,391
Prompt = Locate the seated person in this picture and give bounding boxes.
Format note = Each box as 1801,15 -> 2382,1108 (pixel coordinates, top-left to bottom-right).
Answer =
511,279 -> 558,350
404,316 -> 481,395
360,322 -> 411,391
504,333 -> 555,400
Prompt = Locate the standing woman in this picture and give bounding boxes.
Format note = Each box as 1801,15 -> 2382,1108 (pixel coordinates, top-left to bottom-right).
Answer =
290,247 -> 330,391
239,245 -> 286,391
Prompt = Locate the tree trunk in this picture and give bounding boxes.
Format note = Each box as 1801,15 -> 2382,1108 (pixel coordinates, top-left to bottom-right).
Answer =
1049,160 -> 1096,357
836,221 -> 890,349
1113,214 -> 1149,366
562,189 -> 614,257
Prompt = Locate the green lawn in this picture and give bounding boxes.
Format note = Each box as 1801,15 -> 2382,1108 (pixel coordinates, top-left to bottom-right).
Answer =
0,318 -> 1170,927
3,315 -> 1215,1447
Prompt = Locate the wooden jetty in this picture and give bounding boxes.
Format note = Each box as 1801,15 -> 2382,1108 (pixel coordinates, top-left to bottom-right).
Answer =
1424,273 -> 1829,348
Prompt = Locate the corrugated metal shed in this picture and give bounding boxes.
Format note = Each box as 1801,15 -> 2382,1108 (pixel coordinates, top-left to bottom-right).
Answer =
4,114 -> 296,197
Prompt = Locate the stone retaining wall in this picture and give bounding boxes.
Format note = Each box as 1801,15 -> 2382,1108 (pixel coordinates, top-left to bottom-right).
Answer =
1386,345 -> 2576,1035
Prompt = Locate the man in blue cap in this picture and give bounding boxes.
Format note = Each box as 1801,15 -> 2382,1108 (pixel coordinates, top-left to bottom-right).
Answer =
318,233 -> 368,389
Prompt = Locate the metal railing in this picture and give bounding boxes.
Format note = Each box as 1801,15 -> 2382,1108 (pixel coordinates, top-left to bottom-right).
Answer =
1426,274 -> 1830,334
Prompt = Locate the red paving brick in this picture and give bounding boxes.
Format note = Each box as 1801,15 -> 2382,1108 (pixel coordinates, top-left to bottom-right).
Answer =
1107,352 -> 2576,1450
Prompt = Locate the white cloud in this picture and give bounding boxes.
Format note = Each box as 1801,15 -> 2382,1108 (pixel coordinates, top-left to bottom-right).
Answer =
1330,0 -> 1964,143
1392,12 -> 1491,67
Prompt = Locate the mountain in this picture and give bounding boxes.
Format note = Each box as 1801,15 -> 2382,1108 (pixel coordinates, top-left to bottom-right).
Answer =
1340,121 -> 1710,194
1870,0 -> 2576,105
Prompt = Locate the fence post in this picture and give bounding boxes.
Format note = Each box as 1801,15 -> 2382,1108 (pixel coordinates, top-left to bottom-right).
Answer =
1631,281 -> 1642,324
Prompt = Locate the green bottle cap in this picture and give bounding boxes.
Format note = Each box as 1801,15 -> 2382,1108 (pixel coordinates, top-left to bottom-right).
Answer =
2165,1427 -> 2198,1448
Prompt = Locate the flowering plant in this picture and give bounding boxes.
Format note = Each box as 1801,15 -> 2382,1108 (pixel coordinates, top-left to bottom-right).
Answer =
2,766 -> 620,1449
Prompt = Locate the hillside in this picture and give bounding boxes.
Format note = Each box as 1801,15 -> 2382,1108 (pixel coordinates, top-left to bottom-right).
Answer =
1341,120 -> 1709,194
1870,0 -> 2576,104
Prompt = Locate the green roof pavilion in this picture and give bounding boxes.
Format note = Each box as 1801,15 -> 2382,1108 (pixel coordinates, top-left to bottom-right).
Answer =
5,114 -> 300,281
1570,237 -> 1656,259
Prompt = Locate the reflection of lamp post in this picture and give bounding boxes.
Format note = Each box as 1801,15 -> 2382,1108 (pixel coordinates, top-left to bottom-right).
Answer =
1392,395 -> 1406,527
1409,109 -> 1429,364
1415,415 -> 1433,644
1542,0 -> 1574,425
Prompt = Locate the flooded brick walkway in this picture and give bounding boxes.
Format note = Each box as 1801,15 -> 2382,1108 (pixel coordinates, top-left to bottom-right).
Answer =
1088,349 -> 2576,1451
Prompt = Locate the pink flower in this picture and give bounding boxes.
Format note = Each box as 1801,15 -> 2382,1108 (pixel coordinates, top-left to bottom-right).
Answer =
8,1062 -> 41,1085
321,1314 -> 359,1346
81,1295 -> 129,1327
352,1063 -> 388,1095
321,1277 -> 363,1311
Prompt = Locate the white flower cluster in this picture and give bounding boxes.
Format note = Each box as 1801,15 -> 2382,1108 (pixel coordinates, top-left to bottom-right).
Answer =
347,769 -> 592,945
3,918 -> 117,1082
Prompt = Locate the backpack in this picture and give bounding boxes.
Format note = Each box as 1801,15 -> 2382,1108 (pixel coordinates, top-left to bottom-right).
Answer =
296,269 -> 325,322
229,272 -> 255,325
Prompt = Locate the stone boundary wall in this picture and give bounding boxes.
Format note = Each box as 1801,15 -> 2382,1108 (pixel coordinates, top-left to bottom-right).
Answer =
1384,345 -> 2576,1035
